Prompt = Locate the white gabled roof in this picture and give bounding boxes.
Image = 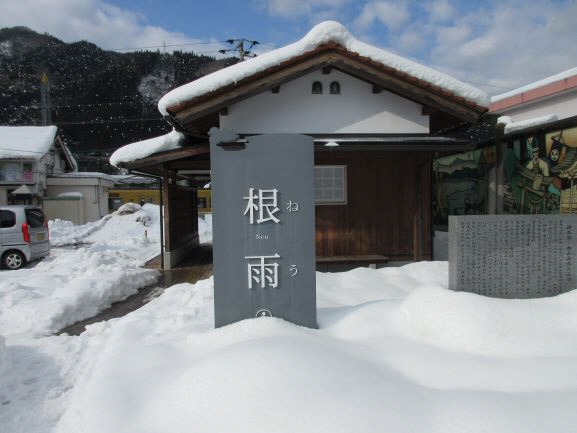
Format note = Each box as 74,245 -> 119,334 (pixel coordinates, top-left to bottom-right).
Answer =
158,21 -> 489,115
0,125 -> 58,160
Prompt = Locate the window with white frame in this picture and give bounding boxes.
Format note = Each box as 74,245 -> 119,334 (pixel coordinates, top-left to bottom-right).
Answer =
314,165 -> 347,204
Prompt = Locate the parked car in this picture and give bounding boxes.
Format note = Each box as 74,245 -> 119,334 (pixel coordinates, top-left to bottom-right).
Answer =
0,205 -> 50,270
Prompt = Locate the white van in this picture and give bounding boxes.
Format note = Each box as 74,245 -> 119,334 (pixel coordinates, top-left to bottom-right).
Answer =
0,206 -> 50,270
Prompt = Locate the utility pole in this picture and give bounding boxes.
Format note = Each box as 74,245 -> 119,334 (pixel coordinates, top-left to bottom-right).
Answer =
40,73 -> 51,125
219,38 -> 259,61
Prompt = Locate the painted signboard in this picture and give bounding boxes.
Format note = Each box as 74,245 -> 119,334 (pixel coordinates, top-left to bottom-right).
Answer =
210,130 -> 317,328
434,126 -> 577,225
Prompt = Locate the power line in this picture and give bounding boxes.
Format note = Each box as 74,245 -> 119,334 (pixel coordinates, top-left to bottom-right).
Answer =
106,40 -> 229,52
106,40 -> 276,53
2,100 -> 147,111
219,38 -> 259,61
55,117 -> 165,125
0,146 -> 51,155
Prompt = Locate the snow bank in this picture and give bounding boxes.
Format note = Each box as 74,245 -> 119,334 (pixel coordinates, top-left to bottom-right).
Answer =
158,21 -> 489,116
0,335 -> 8,376
0,205 -> 162,337
49,203 -> 160,247
3,208 -> 577,433
0,244 -> 158,338
55,262 -> 577,433
198,214 -> 212,244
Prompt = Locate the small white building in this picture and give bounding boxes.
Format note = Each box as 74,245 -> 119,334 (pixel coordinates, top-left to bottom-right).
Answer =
44,172 -> 115,224
491,67 -> 577,126
0,125 -> 115,224
0,125 -> 77,205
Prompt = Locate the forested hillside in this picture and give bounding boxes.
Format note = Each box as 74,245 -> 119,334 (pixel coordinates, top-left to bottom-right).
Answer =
0,26 -> 234,172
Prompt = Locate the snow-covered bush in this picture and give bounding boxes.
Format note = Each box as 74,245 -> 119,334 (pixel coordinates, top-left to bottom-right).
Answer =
116,202 -> 142,215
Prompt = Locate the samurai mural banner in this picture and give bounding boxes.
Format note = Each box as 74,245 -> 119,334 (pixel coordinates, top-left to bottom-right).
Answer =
433,147 -> 496,225
504,126 -> 577,214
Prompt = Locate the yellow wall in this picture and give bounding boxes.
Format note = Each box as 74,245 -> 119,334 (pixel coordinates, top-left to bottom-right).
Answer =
108,188 -> 213,213
108,189 -> 160,211
197,189 -> 212,213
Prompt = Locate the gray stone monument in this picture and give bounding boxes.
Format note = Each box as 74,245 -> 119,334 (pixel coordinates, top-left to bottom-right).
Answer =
210,129 -> 317,328
449,214 -> 577,298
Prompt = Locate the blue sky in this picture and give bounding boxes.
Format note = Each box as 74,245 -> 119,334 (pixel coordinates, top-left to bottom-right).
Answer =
1,0 -> 577,95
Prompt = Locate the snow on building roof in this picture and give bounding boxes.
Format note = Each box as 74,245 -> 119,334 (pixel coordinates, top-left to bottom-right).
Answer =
0,125 -> 58,160
491,67 -> 577,109
158,21 -> 489,116
497,114 -> 559,135
109,129 -> 186,167
50,171 -> 116,181
109,174 -> 159,184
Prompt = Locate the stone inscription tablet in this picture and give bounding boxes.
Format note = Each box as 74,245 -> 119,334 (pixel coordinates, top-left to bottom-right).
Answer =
449,215 -> 577,298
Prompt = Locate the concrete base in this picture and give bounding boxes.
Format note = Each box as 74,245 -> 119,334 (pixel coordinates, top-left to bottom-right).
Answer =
163,240 -> 198,269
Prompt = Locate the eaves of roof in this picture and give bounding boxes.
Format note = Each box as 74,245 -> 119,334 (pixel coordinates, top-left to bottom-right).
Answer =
165,44 -> 487,133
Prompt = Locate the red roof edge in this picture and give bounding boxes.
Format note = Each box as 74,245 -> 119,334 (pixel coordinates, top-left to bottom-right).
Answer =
490,74 -> 577,112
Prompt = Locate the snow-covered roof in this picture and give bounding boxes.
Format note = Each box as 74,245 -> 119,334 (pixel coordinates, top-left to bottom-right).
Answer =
109,129 -> 186,167
497,114 -> 559,135
50,171 -> 116,181
57,192 -> 83,198
109,174 -> 159,184
158,21 -> 489,115
0,125 -> 58,160
491,67 -> 577,104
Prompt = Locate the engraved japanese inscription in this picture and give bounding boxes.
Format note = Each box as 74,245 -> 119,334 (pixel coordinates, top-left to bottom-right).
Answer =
210,132 -> 317,328
449,215 -> 577,298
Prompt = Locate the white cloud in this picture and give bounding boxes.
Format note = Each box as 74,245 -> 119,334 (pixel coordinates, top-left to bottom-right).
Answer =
425,1 -> 577,94
0,0 -> 224,53
354,1 -> 411,31
349,0 -> 577,95
435,25 -> 471,46
397,31 -> 426,53
253,0 -> 351,18
424,0 -> 455,22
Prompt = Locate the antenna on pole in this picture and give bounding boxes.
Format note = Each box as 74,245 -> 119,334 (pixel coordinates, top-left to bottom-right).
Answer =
219,38 -> 259,61
40,73 -> 51,126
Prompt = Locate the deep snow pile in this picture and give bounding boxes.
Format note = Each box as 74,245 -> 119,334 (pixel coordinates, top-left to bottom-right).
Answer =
55,266 -> 577,433
2,210 -> 577,433
0,204 -> 161,337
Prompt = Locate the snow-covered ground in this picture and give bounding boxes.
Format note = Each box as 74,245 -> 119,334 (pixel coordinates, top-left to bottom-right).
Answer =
2,206 -> 577,433
0,203 -> 162,338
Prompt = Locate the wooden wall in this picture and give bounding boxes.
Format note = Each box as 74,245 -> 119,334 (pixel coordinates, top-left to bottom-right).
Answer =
315,151 -> 432,261
163,171 -> 198,254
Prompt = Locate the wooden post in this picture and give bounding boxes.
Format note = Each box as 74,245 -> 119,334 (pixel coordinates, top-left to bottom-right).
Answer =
162,167 -> 172,265
495,122 -> 506,214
